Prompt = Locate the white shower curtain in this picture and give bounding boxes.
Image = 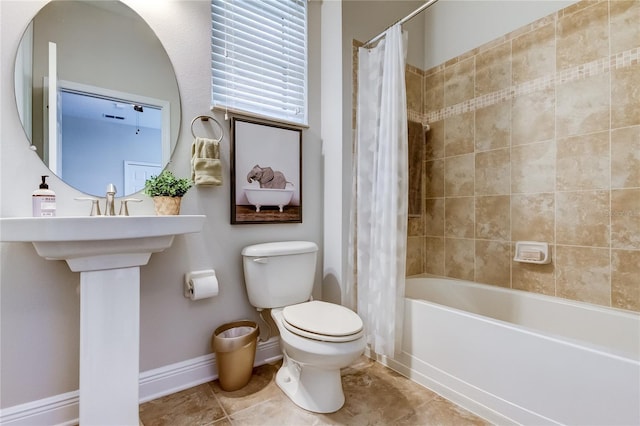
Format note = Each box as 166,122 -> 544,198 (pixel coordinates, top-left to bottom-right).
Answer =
348,24 -> 408,357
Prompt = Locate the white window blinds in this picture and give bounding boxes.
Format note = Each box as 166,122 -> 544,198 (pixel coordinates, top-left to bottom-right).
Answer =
211,0 -> 308,126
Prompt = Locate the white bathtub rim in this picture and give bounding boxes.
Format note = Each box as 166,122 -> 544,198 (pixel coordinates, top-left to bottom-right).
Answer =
409,296 -> 640,367
406,275 -> 639,319
243,186 -> 295,192
405,276 -> 640,362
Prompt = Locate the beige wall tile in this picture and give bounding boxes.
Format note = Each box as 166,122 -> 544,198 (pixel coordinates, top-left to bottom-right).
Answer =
475,195 -> 511,241
475,41 -> 511,96
610,0 -> 640,54
425,120 -> 444,160
406,69 -> 423,115
611,126 -> 640,189
406,237 -> 425,276
444,111 -> 475,156
611,188 -> 640,249
556,73 -> 610,138
408,215 -> 424,237
555,245 -> 611,305
511,87 -> 555,145
611,63 -> 640,129
556,131 -> 610,191
556,190 -> 610,247
611,249 -> 640,311
559,0 -> 599,17
425,237 -> 445,276
475,148 -> 510,195
445,154 -> 474,196
445,197 -> 475,238
556,1 -> 609,70
444,57 -> 475,107
511,141 -> 556,194
475,101 -> 510,152
424,69 -> 444,113
512,256 -> 556,296
425,159 -> 444,198
512,22 -> 556,84
511,193 -> 555,243
475,240 -> 511,287
444,238 -> 475,280
425,198 -> 445,237
401,0 -> 639,311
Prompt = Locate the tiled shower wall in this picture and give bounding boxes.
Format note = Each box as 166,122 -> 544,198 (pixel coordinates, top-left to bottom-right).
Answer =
404,0 -> 640,312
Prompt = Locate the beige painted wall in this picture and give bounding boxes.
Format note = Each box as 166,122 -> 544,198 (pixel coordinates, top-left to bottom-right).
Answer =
0,0 -> 323,408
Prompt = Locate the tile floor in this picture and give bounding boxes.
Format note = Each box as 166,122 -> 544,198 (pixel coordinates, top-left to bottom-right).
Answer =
139,357 -> 491,425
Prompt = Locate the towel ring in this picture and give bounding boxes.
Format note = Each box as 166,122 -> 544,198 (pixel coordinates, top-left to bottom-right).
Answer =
190,115 -> 224,142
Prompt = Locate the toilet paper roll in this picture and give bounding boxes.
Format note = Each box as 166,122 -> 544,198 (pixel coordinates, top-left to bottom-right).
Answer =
189,275 -> 219,300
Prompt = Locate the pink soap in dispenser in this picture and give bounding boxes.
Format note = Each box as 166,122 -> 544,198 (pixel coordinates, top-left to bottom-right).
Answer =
32,175 -> 56,217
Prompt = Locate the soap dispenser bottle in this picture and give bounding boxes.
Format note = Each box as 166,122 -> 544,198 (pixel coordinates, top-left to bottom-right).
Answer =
32,175 -> 56,217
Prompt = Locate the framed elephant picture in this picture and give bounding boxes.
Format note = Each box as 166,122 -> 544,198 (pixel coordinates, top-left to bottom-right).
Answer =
230,117 -> 302,224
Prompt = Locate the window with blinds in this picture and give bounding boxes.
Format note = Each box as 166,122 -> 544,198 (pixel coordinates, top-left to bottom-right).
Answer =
211,0 -> 308,126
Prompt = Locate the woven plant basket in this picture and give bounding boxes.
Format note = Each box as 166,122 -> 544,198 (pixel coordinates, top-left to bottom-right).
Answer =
153,196 -> 182,215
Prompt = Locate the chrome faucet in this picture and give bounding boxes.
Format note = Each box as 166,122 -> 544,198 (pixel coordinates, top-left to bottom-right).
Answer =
105,183 -> 117,216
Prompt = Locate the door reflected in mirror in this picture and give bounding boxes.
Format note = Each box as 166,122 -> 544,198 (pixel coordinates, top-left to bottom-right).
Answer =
59,87 -> 165,195
14,0 -> 181,197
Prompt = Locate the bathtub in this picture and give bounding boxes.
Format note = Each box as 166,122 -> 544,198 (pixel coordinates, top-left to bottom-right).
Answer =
380,277 -> 640,425
243,186 -> 294,212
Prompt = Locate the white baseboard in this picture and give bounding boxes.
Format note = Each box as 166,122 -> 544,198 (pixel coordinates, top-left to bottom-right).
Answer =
0,391 -> 79,426
0,337 -> 281,426
139,336 -> 281,403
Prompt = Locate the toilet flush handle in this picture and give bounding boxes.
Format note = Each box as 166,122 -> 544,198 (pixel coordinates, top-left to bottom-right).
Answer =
253,257 -> 268,264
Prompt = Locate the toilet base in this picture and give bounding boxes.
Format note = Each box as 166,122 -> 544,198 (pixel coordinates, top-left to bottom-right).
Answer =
275,353 -> 345,413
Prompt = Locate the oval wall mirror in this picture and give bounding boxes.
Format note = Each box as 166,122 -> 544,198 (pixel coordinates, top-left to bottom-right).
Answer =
14,0 -> 181,197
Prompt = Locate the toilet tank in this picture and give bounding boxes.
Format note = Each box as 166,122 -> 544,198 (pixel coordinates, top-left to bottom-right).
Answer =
242,241 -> 318,309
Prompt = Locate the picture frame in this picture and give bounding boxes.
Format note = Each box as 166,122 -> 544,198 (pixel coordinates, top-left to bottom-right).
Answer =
230,117 -> 302,224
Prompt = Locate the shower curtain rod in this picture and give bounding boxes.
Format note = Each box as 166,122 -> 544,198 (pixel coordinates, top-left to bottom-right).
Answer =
362,0 -> 439,48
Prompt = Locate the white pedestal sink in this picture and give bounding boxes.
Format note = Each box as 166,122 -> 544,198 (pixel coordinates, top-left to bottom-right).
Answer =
0,215 -> 206,425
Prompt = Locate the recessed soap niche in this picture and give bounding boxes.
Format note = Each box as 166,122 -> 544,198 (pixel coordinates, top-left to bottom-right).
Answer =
514,241 -> 551,264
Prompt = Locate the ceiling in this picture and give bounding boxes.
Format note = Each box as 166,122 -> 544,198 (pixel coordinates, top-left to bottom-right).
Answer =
61,90 -> 162,129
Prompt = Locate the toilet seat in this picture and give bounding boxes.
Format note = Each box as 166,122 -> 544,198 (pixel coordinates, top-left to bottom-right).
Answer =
282,300 -> 364,343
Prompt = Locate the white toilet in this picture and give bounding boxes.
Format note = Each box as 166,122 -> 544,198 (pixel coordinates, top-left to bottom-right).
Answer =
241,241 -> 365,413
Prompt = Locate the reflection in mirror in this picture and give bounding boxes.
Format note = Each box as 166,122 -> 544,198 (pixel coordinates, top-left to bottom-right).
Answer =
14,0 -> 181,197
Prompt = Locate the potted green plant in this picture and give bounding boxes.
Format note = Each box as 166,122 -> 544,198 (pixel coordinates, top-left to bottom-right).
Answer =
143,170 -> 192,215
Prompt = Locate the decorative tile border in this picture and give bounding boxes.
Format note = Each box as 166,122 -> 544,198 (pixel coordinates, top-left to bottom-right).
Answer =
423,47 -> 639,124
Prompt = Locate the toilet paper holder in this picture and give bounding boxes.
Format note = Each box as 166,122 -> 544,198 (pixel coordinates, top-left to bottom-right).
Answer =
184,269 -> 217,298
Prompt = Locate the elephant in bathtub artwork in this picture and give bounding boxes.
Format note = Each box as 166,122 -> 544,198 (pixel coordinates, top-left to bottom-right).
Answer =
247,164 -> 289,189
244,165 -> 295,212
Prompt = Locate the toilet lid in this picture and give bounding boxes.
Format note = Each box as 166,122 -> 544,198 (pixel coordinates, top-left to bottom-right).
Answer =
282,301 -> 363,342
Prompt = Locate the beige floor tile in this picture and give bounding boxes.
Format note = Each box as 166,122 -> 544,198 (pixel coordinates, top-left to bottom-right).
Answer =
209,362 -> 282,415
396,395 -> 491,426
322,366 -> 420,424
231,392 -> 331,426
139,383 -> 225,426
140,356 -> 491,426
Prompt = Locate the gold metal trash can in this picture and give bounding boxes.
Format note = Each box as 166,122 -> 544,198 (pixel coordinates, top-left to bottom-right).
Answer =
212,320 -> 259,391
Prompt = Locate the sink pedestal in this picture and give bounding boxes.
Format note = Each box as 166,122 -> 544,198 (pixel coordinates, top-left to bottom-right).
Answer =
0,215 -> 206,426
80,267 -> 141,425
